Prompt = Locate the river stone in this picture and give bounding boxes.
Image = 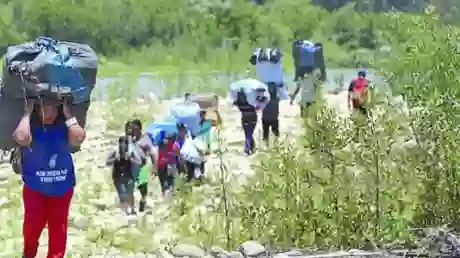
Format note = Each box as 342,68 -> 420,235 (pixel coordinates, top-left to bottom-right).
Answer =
210,245 -> 227,255
171,243 -> 206,257
239,241 -> 266,257
278,250 -> 303,256
221,251 -> 244,258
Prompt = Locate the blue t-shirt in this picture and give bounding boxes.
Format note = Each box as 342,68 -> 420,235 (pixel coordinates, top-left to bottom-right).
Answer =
21,124 -> 76,196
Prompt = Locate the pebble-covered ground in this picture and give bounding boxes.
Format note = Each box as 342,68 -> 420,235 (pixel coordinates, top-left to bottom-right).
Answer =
2,89 -> 418,258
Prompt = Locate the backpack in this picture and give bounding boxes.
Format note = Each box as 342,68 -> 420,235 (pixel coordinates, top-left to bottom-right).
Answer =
2,36 -> 98,104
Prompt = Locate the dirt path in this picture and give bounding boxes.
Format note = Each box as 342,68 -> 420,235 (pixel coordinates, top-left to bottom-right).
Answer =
29,90 -> 349,256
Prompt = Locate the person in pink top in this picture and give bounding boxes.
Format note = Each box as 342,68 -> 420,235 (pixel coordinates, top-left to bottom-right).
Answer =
156,131 -> 180,196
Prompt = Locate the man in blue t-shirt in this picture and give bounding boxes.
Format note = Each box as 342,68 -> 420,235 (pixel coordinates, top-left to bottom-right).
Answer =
13,98 -> 86,258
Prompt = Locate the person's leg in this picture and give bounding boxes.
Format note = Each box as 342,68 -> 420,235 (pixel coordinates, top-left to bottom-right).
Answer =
242,120 -> 252,154
163,165 -> 176,198
185,161 -> 195,181
113,177 -> 133,215
157,166 -> 168,194
357,105 -> 367,116
125,178 -> 136,214
23,186 -> 47,258
271,119 -> 280,137
247,120 -> 256,153
199,162 -> 205,178
301,102 -> 313,117
261,119 -> 270,143
45,188 -> 73,258
164,173 -> 175,197
137,183 -> 148,212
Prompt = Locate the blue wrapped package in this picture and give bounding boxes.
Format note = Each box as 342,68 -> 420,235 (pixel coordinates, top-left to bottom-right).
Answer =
229,79 -> 271,109
3,36 -> 98,104
146,120 -> 178,146
168,102 -> 201,136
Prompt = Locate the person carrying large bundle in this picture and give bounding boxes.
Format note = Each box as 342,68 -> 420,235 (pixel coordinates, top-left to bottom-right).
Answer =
290,40 -> 326,116
184,93 -> 221,179
144,101 -> 207,193
0,36 -> 98,152
249,47 -> 289,145
229,79 -> 270,155
3,36 -> 97,258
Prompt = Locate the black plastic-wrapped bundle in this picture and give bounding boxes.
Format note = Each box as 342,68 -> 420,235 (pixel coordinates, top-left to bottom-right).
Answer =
292,40 -> 327,81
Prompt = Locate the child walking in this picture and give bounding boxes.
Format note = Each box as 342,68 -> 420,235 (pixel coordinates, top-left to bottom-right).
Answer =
156,131 -> 181,197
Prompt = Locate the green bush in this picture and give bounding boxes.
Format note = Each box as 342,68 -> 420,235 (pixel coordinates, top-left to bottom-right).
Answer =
169,10 -> 460,251
0,0 -> 420,72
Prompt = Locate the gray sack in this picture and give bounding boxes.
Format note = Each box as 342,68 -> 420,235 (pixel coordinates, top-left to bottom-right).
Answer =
2,38 -> 98,102
0,37 -> 97,152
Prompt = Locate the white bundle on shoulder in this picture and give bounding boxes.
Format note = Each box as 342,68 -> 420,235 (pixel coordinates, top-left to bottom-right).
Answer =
229,79 -> 271,109
180,137 -> 205,165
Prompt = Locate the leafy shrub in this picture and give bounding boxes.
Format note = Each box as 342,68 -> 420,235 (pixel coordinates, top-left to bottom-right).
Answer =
170,11 -> 460,251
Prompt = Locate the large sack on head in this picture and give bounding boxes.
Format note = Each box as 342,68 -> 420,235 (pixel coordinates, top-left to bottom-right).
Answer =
146,121 -> 179,146
0,95 -> 90,152
3,37 -> 98,104
292,40 -> 326,81
185,92 -> 221,126
229,79 -> 270,109
168,102 -> 201,136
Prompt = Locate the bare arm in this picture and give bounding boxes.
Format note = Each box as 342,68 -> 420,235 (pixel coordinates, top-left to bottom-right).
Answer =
129,147 -> 143,165
290,84 -> 301,105
13,114 -> 32,146
13,100 -> 35,146
106,150 -> 117,166
63,104 -> 86,147
215,110 -> 222,126
137,134 -> 157,173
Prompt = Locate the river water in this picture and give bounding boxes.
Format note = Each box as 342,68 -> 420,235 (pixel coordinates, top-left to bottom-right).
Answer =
93,68 -> 384,101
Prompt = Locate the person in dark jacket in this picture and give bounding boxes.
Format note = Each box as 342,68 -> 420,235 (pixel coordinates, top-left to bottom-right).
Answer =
233,90 -> 258,155
262,85 -> 280,144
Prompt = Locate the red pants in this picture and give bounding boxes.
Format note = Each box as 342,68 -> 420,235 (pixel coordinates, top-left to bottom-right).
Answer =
23,186 -> 73,258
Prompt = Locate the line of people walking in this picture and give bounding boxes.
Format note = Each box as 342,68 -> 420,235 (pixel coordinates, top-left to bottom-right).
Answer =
105,43 -> 373,217
10,40 -> 372,258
